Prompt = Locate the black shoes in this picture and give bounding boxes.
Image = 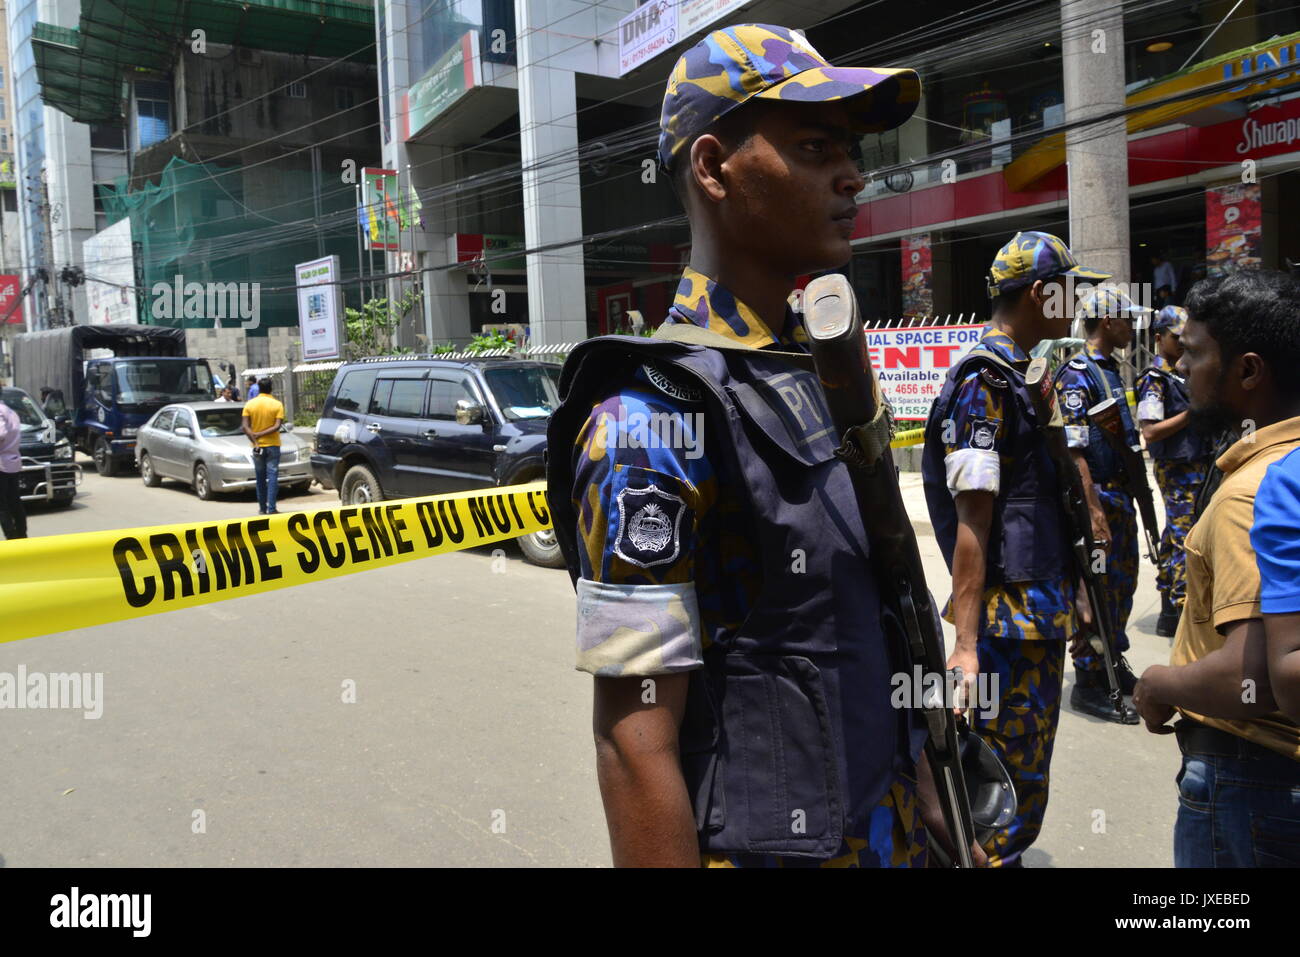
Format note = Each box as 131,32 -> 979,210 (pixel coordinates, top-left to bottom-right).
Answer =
1115,655 -> 1138,696
1071,668 -> 1140,724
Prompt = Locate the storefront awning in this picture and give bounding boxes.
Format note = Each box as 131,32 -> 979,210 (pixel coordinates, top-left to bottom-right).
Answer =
34,0 -> 375,125
1004,29 -> 1300,192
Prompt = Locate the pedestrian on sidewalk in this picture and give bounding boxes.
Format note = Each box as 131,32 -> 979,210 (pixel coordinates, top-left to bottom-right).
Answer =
0,398 -> 27,539
241,377 -> 285,515
1132,268 -> 1300,867
245,376 -> 260,400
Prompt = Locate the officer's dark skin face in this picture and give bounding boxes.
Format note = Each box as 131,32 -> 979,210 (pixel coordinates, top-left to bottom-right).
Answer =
1092,314 -> 1135,353
1156,329 -> 1183,363
683,99 -> 866,330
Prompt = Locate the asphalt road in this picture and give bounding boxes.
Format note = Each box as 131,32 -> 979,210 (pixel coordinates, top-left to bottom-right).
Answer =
0,457 -> 1181,867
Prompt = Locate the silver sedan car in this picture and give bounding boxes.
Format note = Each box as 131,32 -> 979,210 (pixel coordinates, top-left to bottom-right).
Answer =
135,402 -> 313,500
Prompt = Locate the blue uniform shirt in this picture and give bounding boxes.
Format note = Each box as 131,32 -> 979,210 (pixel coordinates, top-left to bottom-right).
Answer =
936,327 -> 1076,642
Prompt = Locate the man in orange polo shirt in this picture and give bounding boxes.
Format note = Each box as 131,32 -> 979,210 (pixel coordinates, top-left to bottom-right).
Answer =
241,377 -> 285,515
1132,269 -> 1300,868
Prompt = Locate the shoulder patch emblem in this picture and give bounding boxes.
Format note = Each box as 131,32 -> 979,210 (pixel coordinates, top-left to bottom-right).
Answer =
642,362 -> 703,403
1062,388 -> 1088,413
614,485 -> 687,569
968,416 -> 998,451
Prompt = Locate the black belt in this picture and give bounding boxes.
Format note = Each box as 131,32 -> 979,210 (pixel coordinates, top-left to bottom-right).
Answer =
1174,718 -> 1295,764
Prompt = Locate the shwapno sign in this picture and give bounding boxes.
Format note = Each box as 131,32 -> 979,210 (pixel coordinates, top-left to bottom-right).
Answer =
868,324 -> 983,420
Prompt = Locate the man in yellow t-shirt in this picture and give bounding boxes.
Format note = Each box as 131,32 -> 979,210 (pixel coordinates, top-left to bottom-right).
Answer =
241,377 -> 286,515
1132,270 -> 1300,867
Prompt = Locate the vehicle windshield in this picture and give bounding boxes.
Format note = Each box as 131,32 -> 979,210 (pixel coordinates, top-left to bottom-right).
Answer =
0,390 -> 47,431
116,361 -> 214,404
482,366 -> 561,420
194,408 -> 246,437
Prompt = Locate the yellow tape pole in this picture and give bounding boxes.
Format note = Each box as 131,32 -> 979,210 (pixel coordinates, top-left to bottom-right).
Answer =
0,482 -> 552,644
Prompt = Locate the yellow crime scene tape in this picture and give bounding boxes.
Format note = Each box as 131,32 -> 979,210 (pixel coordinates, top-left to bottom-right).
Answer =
890,427 -> 926,449
0,482 -> 552,644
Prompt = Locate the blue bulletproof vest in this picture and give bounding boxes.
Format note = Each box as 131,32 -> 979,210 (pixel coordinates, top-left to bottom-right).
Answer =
546,335 -> 922,859
921,348 -> 1072,585
1059,353 -> 1138,485
1141,366 -> 1214,463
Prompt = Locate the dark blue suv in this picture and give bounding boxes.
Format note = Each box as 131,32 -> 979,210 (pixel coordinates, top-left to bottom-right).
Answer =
311,356 -> 562,566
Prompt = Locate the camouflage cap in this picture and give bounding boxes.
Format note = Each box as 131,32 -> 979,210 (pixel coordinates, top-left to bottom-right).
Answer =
987,231 -> 1110,298
1153,305 -> 1188,335
1077,284 -> 1154,328
657,23 -> 921,173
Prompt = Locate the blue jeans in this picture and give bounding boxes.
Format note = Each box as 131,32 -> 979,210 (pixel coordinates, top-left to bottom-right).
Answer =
1174,727 -> 1300,867
253,446 -> 280,513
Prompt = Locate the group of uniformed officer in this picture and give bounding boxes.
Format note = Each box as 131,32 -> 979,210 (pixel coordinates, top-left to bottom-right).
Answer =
544,24 -> 1212,868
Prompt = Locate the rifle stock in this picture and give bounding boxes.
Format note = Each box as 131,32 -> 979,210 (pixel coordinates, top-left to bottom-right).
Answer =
1024,359 -> 1136,723
801,274 -> 978,868
1089,397 -> 1161,561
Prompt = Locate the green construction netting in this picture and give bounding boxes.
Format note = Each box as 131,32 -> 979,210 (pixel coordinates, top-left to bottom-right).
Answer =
35,0 -> 375,123
98,155 -> 366,331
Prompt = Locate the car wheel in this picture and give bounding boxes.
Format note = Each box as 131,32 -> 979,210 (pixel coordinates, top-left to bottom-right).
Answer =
140,452 -> 162,487
518,527 -> 565,568
293,481 -> 313,493
93,438 -> 117,477
340,464 -> 383,505
50,492 -> 76,508
194,463 -> 216,501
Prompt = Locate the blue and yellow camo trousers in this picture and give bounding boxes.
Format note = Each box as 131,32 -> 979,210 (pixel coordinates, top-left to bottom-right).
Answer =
1153,459 -> 1207,608
1072,485 -> 1137,673
970,637 -> 1066,867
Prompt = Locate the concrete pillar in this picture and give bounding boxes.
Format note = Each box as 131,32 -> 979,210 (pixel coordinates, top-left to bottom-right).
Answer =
1061,0 -> 1130,286
514,0 -> 587,345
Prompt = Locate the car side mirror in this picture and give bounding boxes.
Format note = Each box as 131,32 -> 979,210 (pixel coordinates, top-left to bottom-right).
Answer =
175,426 -> 193,439
454,399 -> 485,426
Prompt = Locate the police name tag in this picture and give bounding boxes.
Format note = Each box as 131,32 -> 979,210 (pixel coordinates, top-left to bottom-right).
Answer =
614,484 -> 686,568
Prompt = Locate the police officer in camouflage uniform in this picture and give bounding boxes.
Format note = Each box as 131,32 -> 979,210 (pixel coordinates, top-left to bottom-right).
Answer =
922,231 -> 1114,867
1136,306 -> 1215,639
1053,286 -> 1150,720
545,24 -> 984,868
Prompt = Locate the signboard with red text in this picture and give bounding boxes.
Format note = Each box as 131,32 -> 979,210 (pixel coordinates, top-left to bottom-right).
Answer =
868,323 -> 983,420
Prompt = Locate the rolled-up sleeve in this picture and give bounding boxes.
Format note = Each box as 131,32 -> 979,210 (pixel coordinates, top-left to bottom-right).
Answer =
940,372 -> 1007,496
1136,374 -> 1166,424
570,382 -> 713,676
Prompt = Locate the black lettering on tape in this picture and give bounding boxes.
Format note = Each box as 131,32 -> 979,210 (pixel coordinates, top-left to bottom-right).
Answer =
507,493 -> 524,529
113,537 -> 156,608
528,490 -> 550,525
204,523 -> 255,589
339,508 -> 370,564
386,504 -> 414,554
467,496 -> 492,538
247,518 -> 283,582
487,494 -> 512,533
149,532 -> 194,601
288,513 -> 320,573
415,500 -> 443,547
361,505 -> 394,559
184,527 -> 211,594
439,499 -> 465,544
313,511 -> 345,569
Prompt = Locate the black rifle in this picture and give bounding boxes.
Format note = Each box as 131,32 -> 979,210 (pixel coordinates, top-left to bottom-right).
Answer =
801,274 -> 978,868
1088,397 -> 1161,562
1025,359 -> 1136,723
